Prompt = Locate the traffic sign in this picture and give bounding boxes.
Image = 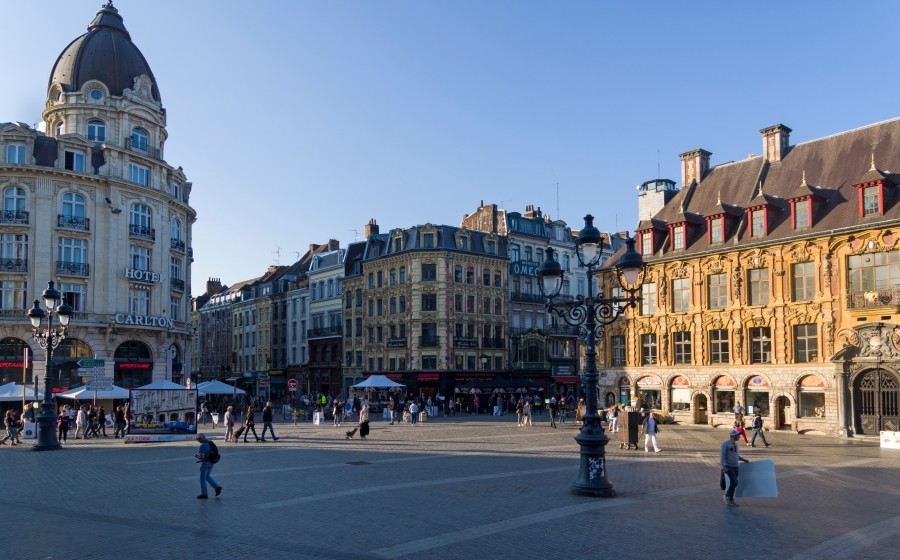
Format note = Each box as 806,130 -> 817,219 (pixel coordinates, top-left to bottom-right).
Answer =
287,379 -> 298,389
258,378 -> 267,386
86,379 -> 113,391
80,367 -> 105,377
77,359 -> 105,368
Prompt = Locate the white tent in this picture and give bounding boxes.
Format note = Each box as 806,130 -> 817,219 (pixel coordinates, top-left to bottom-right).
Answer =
196,380 -> 246,395
57,384 -> 130,400
135,380 -> 191,390
351,375 -> 405,389
0,382 -> 40,401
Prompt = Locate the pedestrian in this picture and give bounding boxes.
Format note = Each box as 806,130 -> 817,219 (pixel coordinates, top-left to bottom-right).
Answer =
243,405 -> 259,442
388,396 -> 397,424
75,405 -> 87,439
347,403 -> 370,439
559,397 -> 567,423
223,406 -> 235,442
523,398 -> 533,426
98,406 -> 108,437
1,410 -> 18,446
200,401 -> 209,425
575,398 -> 585,426
515,399 -> 524,426
410,401 -> 419,426
733,402 -> 744,420
548,397 -> 558,428
333,399 -> 343,426
57,409 -> 70,443
640,411 -> 662,453
750,410 -> 770,448
608,404 -> 620,433
194,433 -> 222,499
721,428 -> 751,507
260,401 -> 278,441
734,414 -> 750,446
114,406 -> 126,438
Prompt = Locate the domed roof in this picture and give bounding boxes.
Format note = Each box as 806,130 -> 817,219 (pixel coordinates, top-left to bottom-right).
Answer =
48,2 -> 160,102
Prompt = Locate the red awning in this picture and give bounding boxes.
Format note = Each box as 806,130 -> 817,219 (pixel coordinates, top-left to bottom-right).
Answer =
385,374 -> 403,380
418,373 -> 439,380
552,376 -> 579,383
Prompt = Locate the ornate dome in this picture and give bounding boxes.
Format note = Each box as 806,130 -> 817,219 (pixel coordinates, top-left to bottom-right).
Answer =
48,2 -> 160,102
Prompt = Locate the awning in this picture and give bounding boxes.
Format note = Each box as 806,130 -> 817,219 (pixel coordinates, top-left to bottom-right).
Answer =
385,374 -> 403,380
552,376 -> 579,383
418,373 -> 439,381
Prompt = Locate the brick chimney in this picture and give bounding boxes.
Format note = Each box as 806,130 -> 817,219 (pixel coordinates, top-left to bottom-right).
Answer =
328,239 -> 340,251
205,278 -> 222,296
365,218 -> 379,238
679,149 -> 712,186
760,124 -> 791,162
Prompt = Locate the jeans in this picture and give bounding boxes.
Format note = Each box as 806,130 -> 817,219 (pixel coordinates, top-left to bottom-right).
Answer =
410,412 -> 418,425
199,462 -> 219,496
114,421 -> 125,438
261,421 -> 276,440
723,466 -> 739,499
751,428 -> 769,447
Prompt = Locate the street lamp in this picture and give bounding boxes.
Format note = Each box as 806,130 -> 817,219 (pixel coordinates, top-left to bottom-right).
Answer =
26,281 -> 74,451
538,215 -> 644,497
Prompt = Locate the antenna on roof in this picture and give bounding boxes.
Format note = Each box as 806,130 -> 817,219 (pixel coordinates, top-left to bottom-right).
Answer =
349,229 -> 360,241
657,149 -> 660,179
272,245 -> 281,265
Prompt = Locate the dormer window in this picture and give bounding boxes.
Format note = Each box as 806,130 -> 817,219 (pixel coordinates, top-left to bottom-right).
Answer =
87,120 -> 106,143
5,144 -> 26,164
709,217 -> 723,243
862,186 -> 880,216
672,225 -> 685,250
640,232 -> 652,255
423,233 -> 435,248
131,128 -> 148,152
793,199 -> 811,228
750,209 -> 766,237
64,150 -> 85,172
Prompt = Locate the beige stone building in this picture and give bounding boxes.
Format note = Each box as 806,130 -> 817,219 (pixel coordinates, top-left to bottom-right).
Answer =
600,118 -> 900,437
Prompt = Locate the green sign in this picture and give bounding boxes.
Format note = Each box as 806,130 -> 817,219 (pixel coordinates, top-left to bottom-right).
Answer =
77,359 -> 105,368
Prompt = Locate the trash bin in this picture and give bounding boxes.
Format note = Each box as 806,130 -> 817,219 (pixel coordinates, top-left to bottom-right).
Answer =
313,412 -> 324,425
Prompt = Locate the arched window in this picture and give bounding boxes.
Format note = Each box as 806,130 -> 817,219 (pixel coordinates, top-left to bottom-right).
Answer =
130,203 -> 152,228
131,128 -> 148,152
53,338 -> 93,389
114,340 -> 153,389
55,121 -> 65,136
86,120 -> 106,142
171,218 -> 181,242
3,187 -> 26,211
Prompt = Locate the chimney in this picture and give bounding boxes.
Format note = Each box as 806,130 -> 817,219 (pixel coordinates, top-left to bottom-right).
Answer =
679,149 -> 712,186
206,278 -> 222,296
365,218 -> 379,238
328,239 -> 340,251
760,124 -> 791,162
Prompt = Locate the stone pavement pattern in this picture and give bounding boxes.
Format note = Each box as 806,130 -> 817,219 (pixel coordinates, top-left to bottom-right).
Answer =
2,415 -> 899,560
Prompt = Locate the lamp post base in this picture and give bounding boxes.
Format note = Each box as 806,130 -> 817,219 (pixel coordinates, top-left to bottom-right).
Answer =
32,410 -> 61,451
571,422 -> 615,497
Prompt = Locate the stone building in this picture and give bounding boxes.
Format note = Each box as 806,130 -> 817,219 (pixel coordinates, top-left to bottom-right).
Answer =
0,3 -> 196,389
600,118 -> 900,437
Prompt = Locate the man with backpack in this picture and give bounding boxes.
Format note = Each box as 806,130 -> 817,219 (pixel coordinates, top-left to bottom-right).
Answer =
194,433 -> 223,499
750,410 -> 771,448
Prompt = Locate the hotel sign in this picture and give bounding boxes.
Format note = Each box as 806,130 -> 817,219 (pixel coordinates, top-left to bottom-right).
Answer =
124,268 -> 161,283
115,314 -> 173,328
510,260 -> 541,277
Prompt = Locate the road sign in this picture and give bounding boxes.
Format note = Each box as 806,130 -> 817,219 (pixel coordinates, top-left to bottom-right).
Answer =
86,378 -> 113,391
80,367 -> 105,377
258,378 -> 267,386
77,359 -> 105,368
287,379 -> 298,389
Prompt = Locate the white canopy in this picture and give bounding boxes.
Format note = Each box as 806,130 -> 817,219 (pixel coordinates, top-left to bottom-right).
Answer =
57,384 -> 131,400
196,380 -> 246,395
0,382 -> 40,401
351,375 -> 405,389
134,380 -> 192,390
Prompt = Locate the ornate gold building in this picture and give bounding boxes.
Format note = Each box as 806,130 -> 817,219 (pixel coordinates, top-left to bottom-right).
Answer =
599,118 -> 900,437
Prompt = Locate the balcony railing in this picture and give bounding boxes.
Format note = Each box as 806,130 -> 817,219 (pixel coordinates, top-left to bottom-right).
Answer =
0,210 -> 29,225
419,335 -> 440,347
57,214 -> 90,231
308,326 -> 343,339
129,224 -> 155,241
56,261 -> 89,276
510,292 -> 544,304
171,239 -> 186,253
387,337 -> 407,348
453,336 -> 479,348
847,286 -> 900,309
125,137 -> 162,160
171,278 -> 185,292
0,258 -> 27,273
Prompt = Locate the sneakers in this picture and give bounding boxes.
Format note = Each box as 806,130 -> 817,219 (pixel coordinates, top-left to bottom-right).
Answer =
273,437 -> 278,441
723,495 -> 739,507
215,487 -> 222,497
260,439 -> 266,442
197,495 -> 208,499
654,449 -> 661,453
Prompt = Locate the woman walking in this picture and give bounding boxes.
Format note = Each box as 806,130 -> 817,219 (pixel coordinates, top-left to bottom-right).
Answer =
1,410 -> 17,446
58,408 -> 70,443
734,413 -> 750,446
114,406 -> 126,438
243,405 -> 260,442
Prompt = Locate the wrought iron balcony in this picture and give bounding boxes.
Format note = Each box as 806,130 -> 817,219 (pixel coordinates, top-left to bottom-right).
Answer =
453,336 -> 479,348
847,287 -> 900,309
387,337 -> 407,348
171,278 -> 185,292
56,261 -> 89,276
129,224 -> 155,241
0,258 -> 27,273
0,210 -> 29,225
57,214 -> 90,231
171,239 -> 186,253
510,292 -> 545,304
419,335 -> 440,348
125,137 -> 162,160
308,326 -> 343,339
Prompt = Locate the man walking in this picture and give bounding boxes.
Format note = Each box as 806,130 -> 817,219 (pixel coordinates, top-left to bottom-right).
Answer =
194,434 -> 222,499
721,429 -> 751,507
548,397 -> 558,428
750,410 -> 770,448
640,411 -> 661,453
75,405 -> 87,439
733,401 -> 744,420
260,401 -> 278,441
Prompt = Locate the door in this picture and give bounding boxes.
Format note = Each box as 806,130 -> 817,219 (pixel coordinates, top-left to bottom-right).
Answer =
694,394 -> 708,425
856,370 -> 900,435
775,396 -> 791,430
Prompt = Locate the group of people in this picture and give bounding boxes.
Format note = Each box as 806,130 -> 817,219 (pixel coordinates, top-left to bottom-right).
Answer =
223,401 -> 279,443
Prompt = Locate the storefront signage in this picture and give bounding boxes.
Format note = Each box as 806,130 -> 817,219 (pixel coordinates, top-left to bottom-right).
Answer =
124,268 -> 161,283
0,361 -> 25,368
119,363 -> 150,369
115,314 -> 173,328
509,260 -> 541,277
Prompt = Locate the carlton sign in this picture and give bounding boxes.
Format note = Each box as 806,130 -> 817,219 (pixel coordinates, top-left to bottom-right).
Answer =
115,314 -> 173,328
124,268 -> 161,283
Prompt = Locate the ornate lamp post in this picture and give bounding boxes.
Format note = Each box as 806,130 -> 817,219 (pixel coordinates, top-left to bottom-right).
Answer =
538,215 -> 644,496
26,281 -> 74,451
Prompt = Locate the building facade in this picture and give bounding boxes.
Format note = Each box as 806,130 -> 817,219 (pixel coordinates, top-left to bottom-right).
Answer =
0,3 -> 196,389
600,118 -> 900,437
307,244 -> 345,395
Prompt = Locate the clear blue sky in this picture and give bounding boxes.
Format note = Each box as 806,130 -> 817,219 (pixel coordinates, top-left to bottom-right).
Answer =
4,1 -> 900,291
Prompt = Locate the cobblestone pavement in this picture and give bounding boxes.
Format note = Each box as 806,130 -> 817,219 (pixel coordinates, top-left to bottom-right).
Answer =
2,413 -> 899,560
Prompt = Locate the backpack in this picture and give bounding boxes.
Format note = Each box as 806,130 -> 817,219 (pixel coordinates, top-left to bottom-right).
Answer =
207,441 -> 221,464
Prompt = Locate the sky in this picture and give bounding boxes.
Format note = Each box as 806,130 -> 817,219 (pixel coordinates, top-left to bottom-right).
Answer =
3,0 -> 900,292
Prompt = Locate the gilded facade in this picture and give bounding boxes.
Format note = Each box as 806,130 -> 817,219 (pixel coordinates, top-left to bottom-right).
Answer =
600,118 -> 900,437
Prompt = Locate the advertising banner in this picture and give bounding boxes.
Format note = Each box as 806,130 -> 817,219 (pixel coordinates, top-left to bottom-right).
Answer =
125,388 -> 198,443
